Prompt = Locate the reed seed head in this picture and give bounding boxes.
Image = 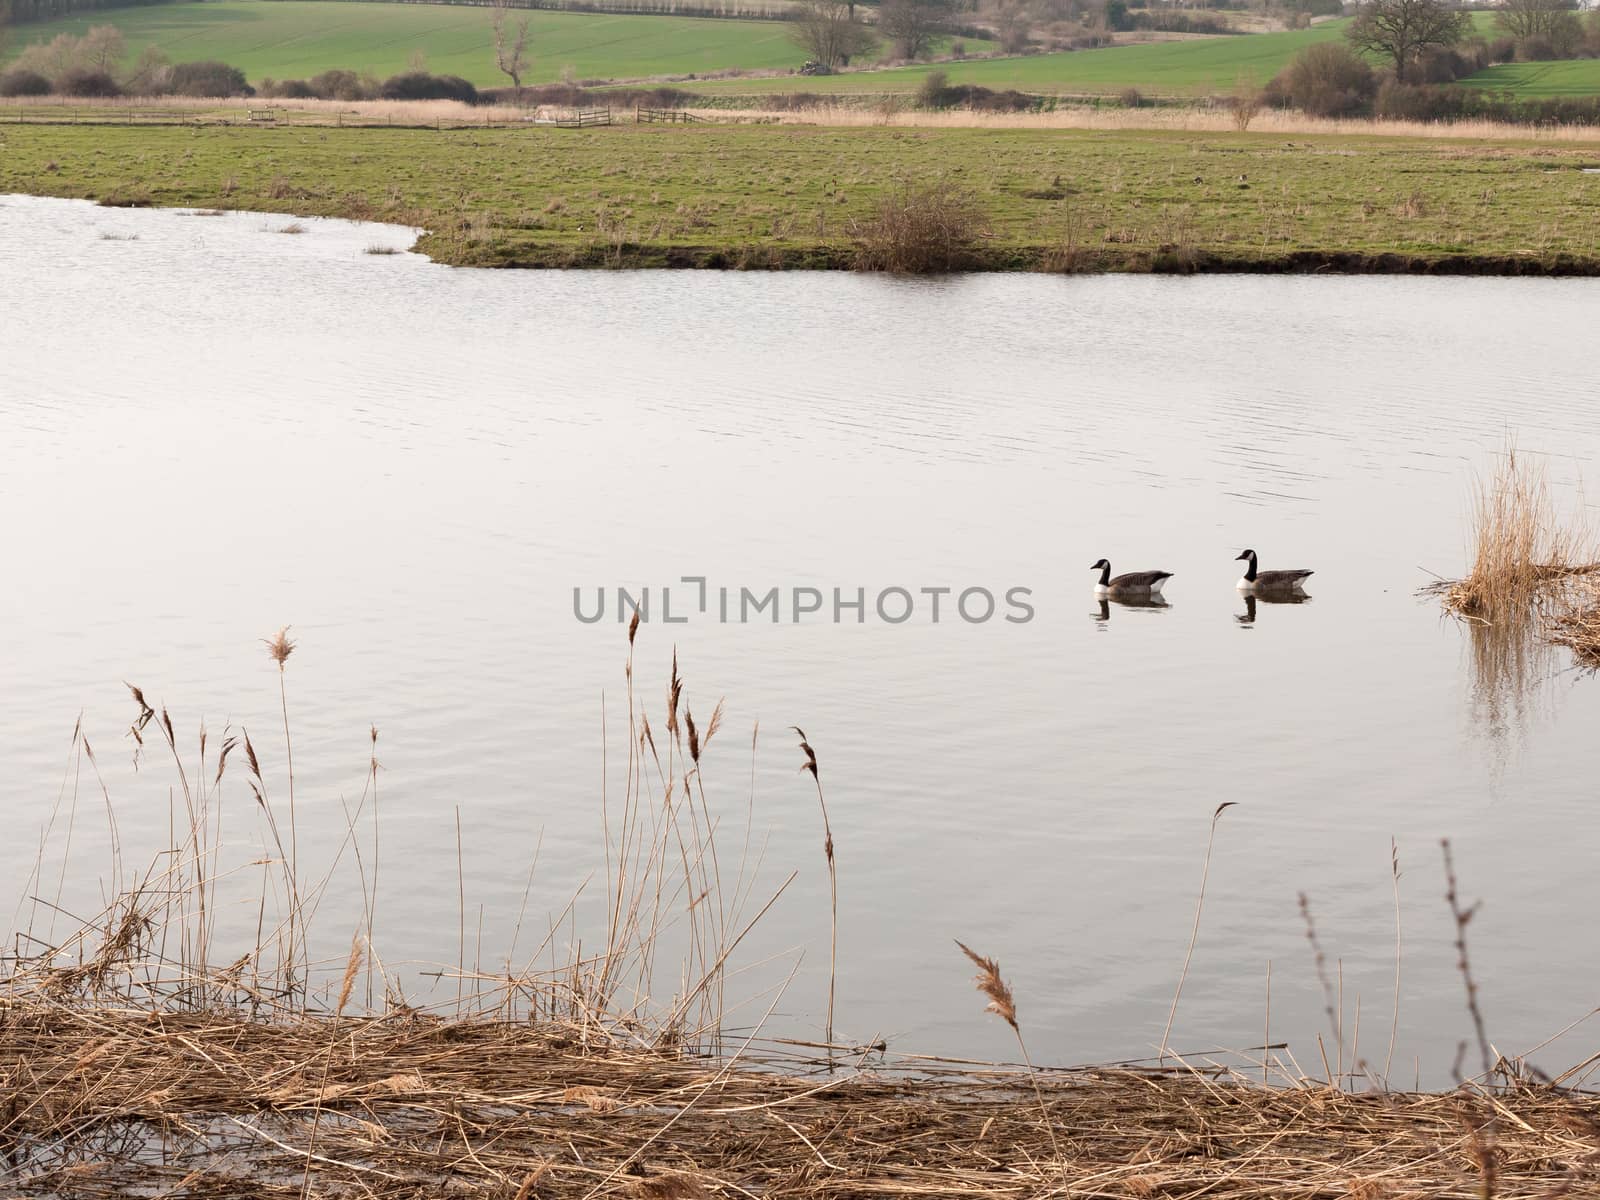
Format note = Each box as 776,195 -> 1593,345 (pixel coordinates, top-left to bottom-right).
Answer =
666,650 -> 683,737
336,936 -> 362,1016
263,626 -> 296,670
956,939 -> 1018,1032
792,727 -> 819,779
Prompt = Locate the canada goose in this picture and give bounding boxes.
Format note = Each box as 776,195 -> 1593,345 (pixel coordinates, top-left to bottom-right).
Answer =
1234,549 -> 1313,593
1091,559 -> 1173,597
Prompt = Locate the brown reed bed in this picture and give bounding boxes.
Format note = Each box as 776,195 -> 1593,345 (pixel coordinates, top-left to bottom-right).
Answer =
1429,447 -> 1600,717
1436,448 -> 1599,625
4,635 -> 1600,1196
3,997 -> 1599,1198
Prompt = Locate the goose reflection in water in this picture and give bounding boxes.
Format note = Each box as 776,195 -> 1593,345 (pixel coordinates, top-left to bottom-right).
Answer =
1094,594 -> 1173,624
1235,592 -> 1312,626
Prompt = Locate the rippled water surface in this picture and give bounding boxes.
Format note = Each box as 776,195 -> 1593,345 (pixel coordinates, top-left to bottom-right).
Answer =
4,195 -> 1599,1084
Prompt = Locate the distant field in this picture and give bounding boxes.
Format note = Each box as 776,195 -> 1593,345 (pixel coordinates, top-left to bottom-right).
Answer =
0,0 -> 808,86
698,23 -> 1351,96
691,12 -> 1600,101
8,1 -> 1598,99
1461,60 -> 1600,97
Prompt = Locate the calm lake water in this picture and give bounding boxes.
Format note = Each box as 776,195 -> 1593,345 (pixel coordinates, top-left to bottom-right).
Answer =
3,194 -> 1598,1085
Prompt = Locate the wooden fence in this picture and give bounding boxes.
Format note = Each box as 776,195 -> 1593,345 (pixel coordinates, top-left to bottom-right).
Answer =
636,107 -> 701,124
555,107 -> 614,128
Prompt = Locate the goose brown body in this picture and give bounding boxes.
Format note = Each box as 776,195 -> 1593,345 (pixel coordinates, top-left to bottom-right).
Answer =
1234,549 -> 1313,592
1091,559 -> 1174,596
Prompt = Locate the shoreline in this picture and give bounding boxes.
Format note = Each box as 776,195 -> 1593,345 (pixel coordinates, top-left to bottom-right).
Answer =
5,997 -> 1597,1196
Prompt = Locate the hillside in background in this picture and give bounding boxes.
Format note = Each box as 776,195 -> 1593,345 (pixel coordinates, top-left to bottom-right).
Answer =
1,0 -> 808,86
700,21 -> 1349,96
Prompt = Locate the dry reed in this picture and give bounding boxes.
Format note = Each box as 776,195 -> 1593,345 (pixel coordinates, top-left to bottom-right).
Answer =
1160,801 -> 1234,1065
1552,575 -> 1600,668
706,101 -> 1600,141
16,91 -> 1600,142
1430,446 -> 1600,729
1439,448 -> 1598,624
2,1000 -> 1596,1197
792,727 -> 837,1053
955,939 -> 1060,1161
5,633 -> 1600,1197
847,177 -> 990,273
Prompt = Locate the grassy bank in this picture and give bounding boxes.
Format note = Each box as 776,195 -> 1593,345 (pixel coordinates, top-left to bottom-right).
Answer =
7,119 -> 1600,272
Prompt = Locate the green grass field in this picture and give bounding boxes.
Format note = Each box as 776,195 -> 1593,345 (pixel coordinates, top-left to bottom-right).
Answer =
6,1 -> 1598,99
1461,60 -> 1600,97
0,0 -> 808,87
5,121 -> 1600,272
701,22 -> 1350,96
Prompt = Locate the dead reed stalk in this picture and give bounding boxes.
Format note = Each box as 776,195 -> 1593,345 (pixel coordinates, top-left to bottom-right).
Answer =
793,728 -> 836,1053
1299,891 -> 1343,1084
1387,839 -> 1403,1086
1442,839 -> 1495,1081
955,939 -> 1060,1162
263,625 -> 301,999
1160,802 -> 1235,1064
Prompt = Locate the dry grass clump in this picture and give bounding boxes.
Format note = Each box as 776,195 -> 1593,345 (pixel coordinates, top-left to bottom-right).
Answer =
1432,448 -> 1600,709
1441,448 -> 1597,623
849,177 -> 991,273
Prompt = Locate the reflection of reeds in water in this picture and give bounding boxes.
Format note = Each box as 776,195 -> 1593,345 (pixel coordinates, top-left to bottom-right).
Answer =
1431,447 -> 1600,733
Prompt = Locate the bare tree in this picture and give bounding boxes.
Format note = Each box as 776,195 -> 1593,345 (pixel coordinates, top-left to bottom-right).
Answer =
1495,0 -> 1575,41
124,44 -> 172,93
491,0 -> 532,101
879,0 -> 955,59
1346,0 -> 1470,81
789,0 -> 877,69
82,24 -> 125,74
991,0 -> 1034,53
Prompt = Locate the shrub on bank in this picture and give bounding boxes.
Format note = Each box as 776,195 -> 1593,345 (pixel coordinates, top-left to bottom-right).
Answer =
1374,81 -> 1600,124
916,73 -> 1038,111
168,61 -> 251,98
259,78 -> 318,99
849,178 -> 990,273
309,69 -> 380,101
55,68 -> 121,98
476,82 -> 694,108
380,72 -> 480,103
0,69 -> 53,98
1263,43 -> 1375,117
